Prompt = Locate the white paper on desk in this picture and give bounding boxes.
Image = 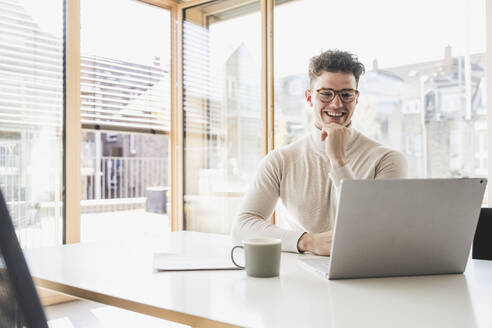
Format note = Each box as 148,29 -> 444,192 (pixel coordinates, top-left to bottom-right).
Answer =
153,253 -> 242,271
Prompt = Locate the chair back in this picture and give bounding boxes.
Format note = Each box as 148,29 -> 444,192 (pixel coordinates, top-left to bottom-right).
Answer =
472,207 -> 492,260
0,190 -> 48,328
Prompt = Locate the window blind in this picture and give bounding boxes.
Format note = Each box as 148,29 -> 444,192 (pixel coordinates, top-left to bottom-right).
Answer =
80,55 -> 170,133
183,20 -> 223,135
80,0 -> 171,134
0,0 -> 63,129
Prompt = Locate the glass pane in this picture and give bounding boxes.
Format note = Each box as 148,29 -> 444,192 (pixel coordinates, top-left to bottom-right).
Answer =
183,0 -> 262,233
80,0 -> 171,241
80,0 -> 171,133
0,0 -> 64,248
274,0 -> 487,202
81,131 -> 170,241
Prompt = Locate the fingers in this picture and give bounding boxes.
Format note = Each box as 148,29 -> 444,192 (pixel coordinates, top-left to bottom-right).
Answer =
311,231 -> 334,256
324,122 -> 341,129
321,123 -> 347,133
320,124 -> 349,142
320,125 -> 335,141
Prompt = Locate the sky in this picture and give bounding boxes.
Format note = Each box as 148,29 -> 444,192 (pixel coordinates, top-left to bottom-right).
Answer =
210,0 -> 486,78
19,0 -> 63,37
20,0 -> 486,77
79,0 -> 171,65
19,0 -> 171,66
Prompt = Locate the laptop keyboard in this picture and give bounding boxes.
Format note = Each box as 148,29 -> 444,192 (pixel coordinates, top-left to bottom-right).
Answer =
298,258 -> 331,279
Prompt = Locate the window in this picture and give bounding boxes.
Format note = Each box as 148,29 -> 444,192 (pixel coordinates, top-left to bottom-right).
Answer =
402,99 -> 420,114
183,0 -> 262,234
0,0 -> 64,248
441,93 -> 462,113
80,0 -> 171,241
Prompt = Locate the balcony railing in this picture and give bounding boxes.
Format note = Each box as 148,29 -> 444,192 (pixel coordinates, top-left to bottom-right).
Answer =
82,156 -> 168,212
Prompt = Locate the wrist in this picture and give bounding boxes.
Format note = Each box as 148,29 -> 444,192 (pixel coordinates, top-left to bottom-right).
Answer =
297,232 -> 313,253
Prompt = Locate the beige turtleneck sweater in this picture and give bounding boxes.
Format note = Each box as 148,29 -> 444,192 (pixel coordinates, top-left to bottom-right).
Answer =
231,127 -> 408,253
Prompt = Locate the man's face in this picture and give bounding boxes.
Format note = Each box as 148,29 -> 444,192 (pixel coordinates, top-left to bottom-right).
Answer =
305,71 -> 359,128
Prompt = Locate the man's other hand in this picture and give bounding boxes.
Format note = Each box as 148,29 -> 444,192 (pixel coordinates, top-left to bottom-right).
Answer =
320,123 -> 350,169
297,230 -> 333,256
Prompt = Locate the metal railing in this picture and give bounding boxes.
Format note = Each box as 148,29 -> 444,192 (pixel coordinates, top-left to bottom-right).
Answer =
82,156 -> 168,201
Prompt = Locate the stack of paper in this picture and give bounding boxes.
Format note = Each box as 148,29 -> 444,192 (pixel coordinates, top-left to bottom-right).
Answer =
153,253 -> 242,271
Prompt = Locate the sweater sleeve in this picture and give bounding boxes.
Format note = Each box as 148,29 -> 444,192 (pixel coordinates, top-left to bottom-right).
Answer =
328,150 -> 408,188
328,165 -> 355,189
231,151 -> 305,253
374,150 -> 408,179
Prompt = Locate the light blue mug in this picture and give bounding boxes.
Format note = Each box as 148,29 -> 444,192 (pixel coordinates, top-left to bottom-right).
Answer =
231,238 -> 282,277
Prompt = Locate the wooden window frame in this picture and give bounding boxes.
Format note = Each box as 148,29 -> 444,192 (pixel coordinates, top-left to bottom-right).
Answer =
65,0 -> 81,244
65,0 -> 179,243
175,0 -> 275,229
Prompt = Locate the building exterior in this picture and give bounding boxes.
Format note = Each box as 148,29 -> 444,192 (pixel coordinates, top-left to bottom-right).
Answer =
358,47 -> 486,179
224,43 -> 262,181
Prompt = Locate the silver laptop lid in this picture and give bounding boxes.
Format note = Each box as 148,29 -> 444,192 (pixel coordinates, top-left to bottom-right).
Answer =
329,178 -> 487,279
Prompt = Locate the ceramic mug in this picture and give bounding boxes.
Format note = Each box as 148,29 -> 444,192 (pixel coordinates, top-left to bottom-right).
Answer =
231,238 -> 281,277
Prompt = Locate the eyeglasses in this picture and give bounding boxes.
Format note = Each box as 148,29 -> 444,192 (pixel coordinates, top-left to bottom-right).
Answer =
313,88 -> 359,104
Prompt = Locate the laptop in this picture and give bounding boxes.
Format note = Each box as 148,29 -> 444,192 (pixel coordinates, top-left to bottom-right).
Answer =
299,178 -> 487,280
0,189 -> 49,327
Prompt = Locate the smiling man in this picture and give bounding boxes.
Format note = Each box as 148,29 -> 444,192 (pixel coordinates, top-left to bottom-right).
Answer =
232,50 -> 408,255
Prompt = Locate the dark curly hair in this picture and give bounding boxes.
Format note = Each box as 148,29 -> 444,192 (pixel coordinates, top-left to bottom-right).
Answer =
309,50 -> 365,87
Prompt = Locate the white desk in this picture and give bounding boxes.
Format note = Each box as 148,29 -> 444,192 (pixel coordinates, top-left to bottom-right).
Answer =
24,231 -> 492,328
